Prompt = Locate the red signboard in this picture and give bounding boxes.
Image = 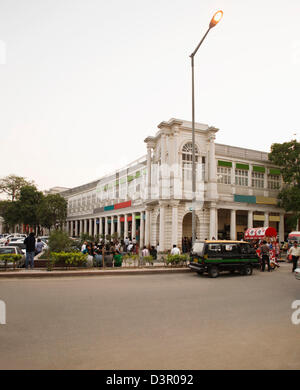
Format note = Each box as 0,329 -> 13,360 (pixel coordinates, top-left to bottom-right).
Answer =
115,201 -> 132,210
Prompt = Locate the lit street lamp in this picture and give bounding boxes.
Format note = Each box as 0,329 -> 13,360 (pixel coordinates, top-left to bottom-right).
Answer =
190,10 -> 223,245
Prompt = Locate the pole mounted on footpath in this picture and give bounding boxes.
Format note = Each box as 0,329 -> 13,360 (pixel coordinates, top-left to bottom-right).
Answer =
190,10 -> 223,245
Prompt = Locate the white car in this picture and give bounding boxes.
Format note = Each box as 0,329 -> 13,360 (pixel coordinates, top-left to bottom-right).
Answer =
0,246 -> 25,268
295,268 -> 300,280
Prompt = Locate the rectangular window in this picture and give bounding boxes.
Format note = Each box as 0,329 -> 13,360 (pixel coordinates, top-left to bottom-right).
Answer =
235,169 -> 248,186
252,172 -> 265,188
217,166 -> 231,184
268,175 -> 280,190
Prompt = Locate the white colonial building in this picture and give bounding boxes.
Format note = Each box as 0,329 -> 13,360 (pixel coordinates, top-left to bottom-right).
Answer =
62,118 -> 287,251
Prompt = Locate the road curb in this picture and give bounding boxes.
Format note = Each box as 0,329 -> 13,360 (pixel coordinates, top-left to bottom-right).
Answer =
0,268 -> 191,279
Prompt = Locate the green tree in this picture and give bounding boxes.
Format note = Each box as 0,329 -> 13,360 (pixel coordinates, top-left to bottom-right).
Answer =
37,194 -> 67,231
0,200 -> 21,230
0,175 -> 34,201
48,230 -> 73,253
269,140 -> 300,228
17,185 -> 44,228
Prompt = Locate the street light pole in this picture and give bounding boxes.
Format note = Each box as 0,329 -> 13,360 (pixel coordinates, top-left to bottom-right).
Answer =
190,11 -> 223,246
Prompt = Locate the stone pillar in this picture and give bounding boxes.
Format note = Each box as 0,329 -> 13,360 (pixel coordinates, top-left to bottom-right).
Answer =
99,217 -> 103,236
209,203 -> 217,240
132,213 -> 136,239
248,210 -> 253,228
111,216 -> 115,236
147,146 -> 152,199
159,202 -> 166,252
94,219 -> 98,237
140,212 -> 145,248
230,210 -> 236,240
209,134 -> 217,183
264,212 -> 269,227
145,209 -> 151,248
75,220 -> 79,237
89,219 -> 93,236
171,202 -> 179,247
69,221 -> 73,237
124,215 -> 128,239
117,215 -> 121,238
84,219 -> 88,234
105,217 -> 108,238
279,213 -> 285,243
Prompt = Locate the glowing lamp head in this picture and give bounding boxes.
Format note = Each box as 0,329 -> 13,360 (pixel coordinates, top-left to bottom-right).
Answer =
209,10 -> 223,28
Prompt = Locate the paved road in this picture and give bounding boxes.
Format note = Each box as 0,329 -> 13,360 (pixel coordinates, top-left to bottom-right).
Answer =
0,263 -> 299,370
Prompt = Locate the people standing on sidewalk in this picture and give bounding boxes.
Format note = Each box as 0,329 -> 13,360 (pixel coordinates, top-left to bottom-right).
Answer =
260,240 -> 271,272
142,246 -> 149,257
35,238 -> 44,256
24,232 -> 36,270
171,244 -> 181,255
288,242 -> 300,272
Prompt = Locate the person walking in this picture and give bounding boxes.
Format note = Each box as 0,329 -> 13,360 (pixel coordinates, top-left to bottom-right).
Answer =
260,240 -> 271,272
288,242 -> 300,272
24,232 -> 36,270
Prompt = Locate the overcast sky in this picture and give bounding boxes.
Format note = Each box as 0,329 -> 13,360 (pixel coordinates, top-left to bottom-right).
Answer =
0,0 -> 299,192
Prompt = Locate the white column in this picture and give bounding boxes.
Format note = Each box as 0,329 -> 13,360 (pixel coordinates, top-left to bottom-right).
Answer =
99,217 -> 103,236
248,210 -> 253,228
145,209 -> 151,248
264,212 -> 269,227
230,209 -> 236,240
94,219 -> 98,236
79,220 -> 83,236
124,214 -> 128,239
279,213 -> 285,243
84,219 -> 87,234
89,219 -> 93,236
210,204 -> 217,240
159,203 -> 166,252
140,212 -> 145,248
209,134 -> 217,183
111,216 -> 115,235
117,215 -> 121,238
147,146 -> 152,199
105,217 -> 108,238
172,203 -> 179,247
132,213 -> 136,239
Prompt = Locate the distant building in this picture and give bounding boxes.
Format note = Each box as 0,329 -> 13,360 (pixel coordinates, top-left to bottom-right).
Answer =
61,118 -> 289,250
44,187 -> 70,195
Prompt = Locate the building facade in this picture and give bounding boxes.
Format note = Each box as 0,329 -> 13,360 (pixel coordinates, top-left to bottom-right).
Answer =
62,118 -> 287,251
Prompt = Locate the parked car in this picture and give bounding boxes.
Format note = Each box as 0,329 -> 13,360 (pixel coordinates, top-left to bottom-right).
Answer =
189,240 -> 260,278
295,268 -> 300,280
0,246 -> 25,268
7,242 -> 27,255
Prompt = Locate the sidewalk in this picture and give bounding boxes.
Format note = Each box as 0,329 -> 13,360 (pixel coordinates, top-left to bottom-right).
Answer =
0,266 -> 190,279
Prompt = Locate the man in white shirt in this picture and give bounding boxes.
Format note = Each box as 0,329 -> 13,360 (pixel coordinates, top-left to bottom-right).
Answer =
142,246 -> 149,257
171,245 -> 180,255
288,242 -> 300,272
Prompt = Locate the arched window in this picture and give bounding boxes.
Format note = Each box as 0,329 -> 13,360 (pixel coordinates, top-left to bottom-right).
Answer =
182,143 -> 199,184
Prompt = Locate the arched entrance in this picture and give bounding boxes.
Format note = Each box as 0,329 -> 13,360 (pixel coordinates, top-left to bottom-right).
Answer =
182,212 -> 200,253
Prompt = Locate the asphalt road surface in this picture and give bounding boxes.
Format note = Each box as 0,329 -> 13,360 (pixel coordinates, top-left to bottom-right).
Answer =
0,263 -> 299,370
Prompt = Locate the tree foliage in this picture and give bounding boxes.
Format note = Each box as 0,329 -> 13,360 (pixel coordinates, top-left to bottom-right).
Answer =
17,185 -> 44,227
0,175 -> 34,201
37,194 -> 67,231
269,140 -> 300,223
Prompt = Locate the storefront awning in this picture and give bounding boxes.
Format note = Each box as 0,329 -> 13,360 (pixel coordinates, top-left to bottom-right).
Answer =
244,227 -> 277,240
